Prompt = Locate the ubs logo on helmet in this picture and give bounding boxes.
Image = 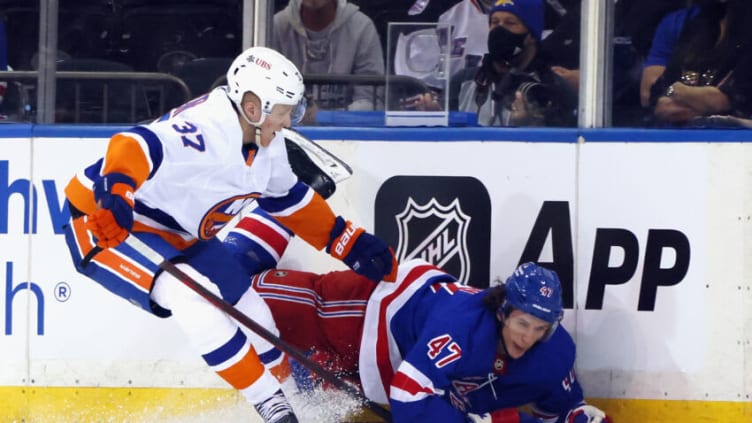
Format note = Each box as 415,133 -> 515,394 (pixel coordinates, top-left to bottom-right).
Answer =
247,54 -> 272,70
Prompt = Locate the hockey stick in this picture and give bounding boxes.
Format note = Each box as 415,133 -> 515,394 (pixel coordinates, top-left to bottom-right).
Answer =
122,235 -> 393,422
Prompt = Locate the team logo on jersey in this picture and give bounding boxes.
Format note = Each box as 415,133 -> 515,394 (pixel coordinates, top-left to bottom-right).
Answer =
493,355 -> 507,374
198,194 -> 259,239
375,176 -> 491,287
450,375 -> 497,407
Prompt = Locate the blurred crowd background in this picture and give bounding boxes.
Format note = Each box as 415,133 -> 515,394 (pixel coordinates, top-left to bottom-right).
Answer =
0,0 -> 749,128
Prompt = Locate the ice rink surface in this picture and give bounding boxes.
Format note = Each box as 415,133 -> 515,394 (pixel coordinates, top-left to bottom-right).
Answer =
162,385 -> 365,423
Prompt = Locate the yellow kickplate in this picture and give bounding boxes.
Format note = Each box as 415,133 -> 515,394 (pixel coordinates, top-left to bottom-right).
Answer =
587,398 -> 751,422
0,386 -> 243,422
1,388 -> 749,423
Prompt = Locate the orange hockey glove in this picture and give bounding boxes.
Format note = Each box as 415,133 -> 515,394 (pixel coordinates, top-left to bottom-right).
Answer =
86,173 -> 135,248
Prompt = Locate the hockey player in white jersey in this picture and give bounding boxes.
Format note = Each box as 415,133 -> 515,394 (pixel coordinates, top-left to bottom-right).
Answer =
62,46 -> 397,423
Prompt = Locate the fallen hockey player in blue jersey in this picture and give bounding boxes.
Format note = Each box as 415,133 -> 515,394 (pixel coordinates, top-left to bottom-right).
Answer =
222,209 -> 613,423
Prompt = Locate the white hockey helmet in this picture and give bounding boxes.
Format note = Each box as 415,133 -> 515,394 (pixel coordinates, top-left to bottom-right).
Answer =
226,46 -> 306,125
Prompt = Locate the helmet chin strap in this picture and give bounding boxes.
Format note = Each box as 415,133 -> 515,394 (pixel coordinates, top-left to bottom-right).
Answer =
230,95 -> 268,145
245,110 -> 268,145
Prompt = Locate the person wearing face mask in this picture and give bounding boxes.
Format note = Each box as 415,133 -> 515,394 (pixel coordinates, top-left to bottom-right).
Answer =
61,46 -> 398,423
649,0 -> 752,127
272,0 -> 385,118
451,0 -> 577,126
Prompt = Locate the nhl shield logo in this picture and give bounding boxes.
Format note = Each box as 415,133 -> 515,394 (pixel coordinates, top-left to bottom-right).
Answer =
395,197 -> 472,283
375,175 -> 491,288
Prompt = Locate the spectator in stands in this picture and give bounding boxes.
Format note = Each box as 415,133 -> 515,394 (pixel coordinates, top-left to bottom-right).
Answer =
398,0 -> 575,81
541,0 -> 686,126
454,0 -> 576,126
649,0 -> 752,127
272,0 -> 385,119
404,0 -> 577,127
639,4 -> 700,108
543,0 -> 686,84
395,0 -> 577,101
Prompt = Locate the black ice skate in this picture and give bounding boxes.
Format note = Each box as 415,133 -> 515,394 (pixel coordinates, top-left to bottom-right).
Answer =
254,389 -> 299,423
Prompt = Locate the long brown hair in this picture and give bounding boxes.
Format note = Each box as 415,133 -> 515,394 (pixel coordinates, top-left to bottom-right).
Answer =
482,284 -> 507,315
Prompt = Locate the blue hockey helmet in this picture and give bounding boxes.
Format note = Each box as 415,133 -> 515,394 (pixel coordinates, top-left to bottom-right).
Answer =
500,262 -> 564,339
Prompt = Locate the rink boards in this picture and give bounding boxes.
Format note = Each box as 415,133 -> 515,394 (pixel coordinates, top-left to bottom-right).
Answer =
0,125 -> 750,422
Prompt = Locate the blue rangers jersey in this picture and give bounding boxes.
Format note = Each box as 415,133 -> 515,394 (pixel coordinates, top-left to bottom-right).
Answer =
360,259 -> 585,422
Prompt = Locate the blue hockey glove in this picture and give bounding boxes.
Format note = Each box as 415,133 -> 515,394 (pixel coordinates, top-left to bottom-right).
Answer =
87,173 -> 136,248
326,216 -> 397,282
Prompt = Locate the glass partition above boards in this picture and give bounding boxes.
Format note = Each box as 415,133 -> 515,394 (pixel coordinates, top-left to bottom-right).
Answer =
0,0 -> 748,129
